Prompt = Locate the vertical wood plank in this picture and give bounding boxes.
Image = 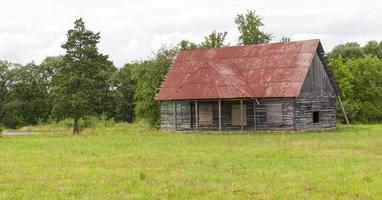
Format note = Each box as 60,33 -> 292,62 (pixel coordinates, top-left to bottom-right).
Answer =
174,101 -> 177,131
218,100 -> 222,131
253,100 -> 256,131
240,99 -> 243,131
195,101 -> 198,130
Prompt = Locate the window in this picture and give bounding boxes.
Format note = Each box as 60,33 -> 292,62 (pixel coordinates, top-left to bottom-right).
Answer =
232,104 -> 247,126
313,111 -> 320,123
266,104 -> 282,123
199,104 -> 213,125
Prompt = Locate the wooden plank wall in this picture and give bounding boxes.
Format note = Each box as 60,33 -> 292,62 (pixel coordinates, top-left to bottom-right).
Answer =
160,97 -> 335,131
190,100 -> 255,131
300,53 -> 334,96
295,51 -> 337,130
255,98 -> 295,131
160,101 -> 192,130
294,95 -> 336,130
160,101 -> 175,130
160,99 -> 297,131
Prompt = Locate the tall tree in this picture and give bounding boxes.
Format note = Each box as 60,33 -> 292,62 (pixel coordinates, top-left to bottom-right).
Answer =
132,47 -> 177,127
0,60 -> 16,124
234,10 -> 272,45
200,31 -> 228,48
52,18 -> 115,134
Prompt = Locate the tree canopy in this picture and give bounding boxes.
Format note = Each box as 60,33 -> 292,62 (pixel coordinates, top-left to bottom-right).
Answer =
52,18 -> 116,133
234,10 -> 272,45
200,31 -> 228,48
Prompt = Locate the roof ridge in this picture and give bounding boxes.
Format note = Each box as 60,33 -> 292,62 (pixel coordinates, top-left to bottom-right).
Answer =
179,39 -> 320,53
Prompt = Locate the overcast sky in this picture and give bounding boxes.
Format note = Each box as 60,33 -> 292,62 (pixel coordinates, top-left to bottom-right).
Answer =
1,0 -> 382,67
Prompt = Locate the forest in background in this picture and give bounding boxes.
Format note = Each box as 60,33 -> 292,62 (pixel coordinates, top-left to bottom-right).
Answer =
1,10 -> 382,132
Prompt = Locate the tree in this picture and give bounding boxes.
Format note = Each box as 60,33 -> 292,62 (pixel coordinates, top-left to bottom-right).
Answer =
8,63 -> 52,126
52,18 -> 115,134
200,31 -> 228,48
347,56 -> 382,122
111,63 -> 136,122
132,47 -> 177,127
327,42 -> 364,60
363,40 -> 382,58
0,60 -> 16,124
280,36 -> 291,43
178,40 -> 198,51
234,10 -> 272,45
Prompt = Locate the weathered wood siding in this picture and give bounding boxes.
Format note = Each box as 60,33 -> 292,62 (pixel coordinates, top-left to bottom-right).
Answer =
160,99 -> 296,131
191,100 -> 255,131
160,101 -> 192,130
294,52 -> 336,130
300,53 -> 334,96
294,95 -> 336,130
255,98 -> 295,131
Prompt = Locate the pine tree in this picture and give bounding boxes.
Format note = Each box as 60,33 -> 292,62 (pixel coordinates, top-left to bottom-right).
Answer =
52,18 -> 115,134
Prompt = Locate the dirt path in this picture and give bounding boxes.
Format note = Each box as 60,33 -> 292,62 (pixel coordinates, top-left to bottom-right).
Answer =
1,131 -> 41,136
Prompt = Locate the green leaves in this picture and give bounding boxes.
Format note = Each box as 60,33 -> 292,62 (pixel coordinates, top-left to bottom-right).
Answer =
131,47 -> 177,127
330,55 -> 382,123
235,10 -> 272,45
53,18 -> 116,133
200,31 -> 228,48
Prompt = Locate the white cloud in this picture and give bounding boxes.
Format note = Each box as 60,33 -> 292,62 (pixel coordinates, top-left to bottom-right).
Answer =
1,0 -> 382,67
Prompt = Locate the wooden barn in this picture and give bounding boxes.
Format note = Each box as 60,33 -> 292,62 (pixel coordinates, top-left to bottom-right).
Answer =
155,39 -> 339,131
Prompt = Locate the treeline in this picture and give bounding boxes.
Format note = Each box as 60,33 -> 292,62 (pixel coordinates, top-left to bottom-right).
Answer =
328,41 -> 382,123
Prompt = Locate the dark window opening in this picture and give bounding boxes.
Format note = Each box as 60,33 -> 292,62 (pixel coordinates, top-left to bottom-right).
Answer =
313,111 -> 319,123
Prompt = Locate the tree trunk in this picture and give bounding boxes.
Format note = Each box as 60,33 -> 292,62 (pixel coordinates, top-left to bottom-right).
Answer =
73,113 -> 80,134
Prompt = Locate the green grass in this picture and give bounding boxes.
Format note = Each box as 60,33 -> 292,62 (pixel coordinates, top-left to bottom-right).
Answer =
1,123 -> 382,199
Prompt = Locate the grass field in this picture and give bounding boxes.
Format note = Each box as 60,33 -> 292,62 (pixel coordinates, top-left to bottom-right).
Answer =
0,123 -> 382,199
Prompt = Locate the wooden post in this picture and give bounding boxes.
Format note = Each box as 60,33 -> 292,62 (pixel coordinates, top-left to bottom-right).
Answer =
174,101 -> 177,131
195,101 -> 198,130
253,100 -> 256,131
218,100 -> 222,131
240,99 -> 243,131
338,96 -> 350,125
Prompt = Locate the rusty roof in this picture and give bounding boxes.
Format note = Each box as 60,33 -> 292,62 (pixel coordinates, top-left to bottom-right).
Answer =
156,39 -> 323,100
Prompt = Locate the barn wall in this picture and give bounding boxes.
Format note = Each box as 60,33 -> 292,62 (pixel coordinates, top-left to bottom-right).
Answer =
299,53 -> 334,96
294,52 -> 336,130
294,95 -> 336,130
255,98 -> 295,131
160,98 -> 297,131
189,100 -> 255,131
160,101 -> 192,130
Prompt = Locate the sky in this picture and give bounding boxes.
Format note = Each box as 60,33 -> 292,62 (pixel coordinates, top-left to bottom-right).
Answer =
1,0 -> 382,67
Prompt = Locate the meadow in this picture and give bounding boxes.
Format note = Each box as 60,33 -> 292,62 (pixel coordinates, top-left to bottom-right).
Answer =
0,122 -> 381,199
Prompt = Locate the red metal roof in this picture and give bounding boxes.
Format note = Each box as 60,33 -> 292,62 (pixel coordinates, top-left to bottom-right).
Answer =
156,39 -> 321,100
